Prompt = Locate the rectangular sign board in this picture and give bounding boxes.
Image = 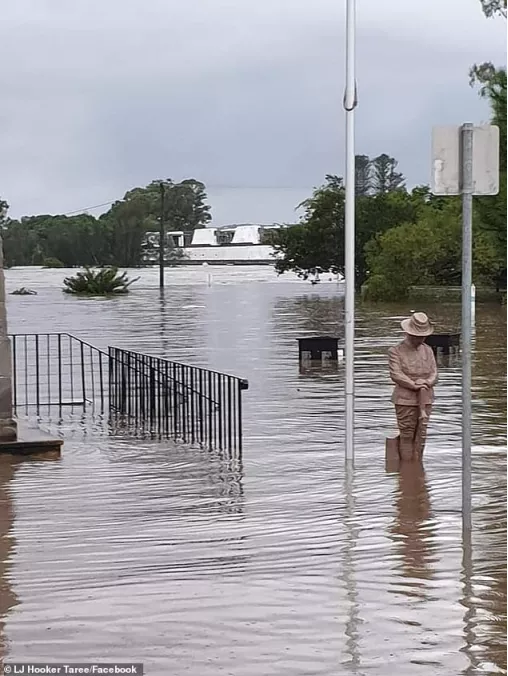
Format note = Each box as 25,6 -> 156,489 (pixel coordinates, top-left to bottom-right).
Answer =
431,125 -> 500,196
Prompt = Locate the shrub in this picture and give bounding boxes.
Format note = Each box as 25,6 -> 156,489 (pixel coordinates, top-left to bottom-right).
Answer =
361,274 -> 403,302
42,257 -> 64,268
63,267 -> 139,296
10,287 -> 37,296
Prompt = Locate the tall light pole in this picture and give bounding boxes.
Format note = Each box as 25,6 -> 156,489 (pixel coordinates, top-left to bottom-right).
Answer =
343,0 -> 357,463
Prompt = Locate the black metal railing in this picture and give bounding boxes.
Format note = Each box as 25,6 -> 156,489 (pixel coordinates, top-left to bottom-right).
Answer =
10,333 -> 108,415
109,347 -> 248,452
9,333 -> 248,452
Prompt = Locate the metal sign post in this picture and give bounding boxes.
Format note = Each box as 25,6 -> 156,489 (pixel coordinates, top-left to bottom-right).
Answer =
460,123 -> 474,532
343,0 -> 357,464
431,123 -> 499,532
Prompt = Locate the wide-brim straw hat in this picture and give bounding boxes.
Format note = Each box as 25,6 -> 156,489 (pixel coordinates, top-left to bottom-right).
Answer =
401,312 -> 434,337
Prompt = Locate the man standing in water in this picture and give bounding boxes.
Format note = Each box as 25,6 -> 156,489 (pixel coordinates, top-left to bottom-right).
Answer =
388,312 -> 438,462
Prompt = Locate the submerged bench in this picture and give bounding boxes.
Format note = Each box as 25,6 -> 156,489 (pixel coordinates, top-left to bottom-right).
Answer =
425,333 -> 461,355
298,336 -> 342,362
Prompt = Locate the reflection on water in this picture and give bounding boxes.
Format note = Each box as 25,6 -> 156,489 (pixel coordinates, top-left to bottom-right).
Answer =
390,463 -> 435,585
2,267 -> 506,675
0,458 -> 18,663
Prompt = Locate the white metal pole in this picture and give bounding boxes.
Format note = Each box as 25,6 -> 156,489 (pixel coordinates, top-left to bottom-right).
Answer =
461,122 -> 474,532
344,0 -> 356,463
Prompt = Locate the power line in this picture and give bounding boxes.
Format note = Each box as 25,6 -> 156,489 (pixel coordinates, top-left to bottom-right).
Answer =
59,184 -> 312,217
62,200 -> 117,216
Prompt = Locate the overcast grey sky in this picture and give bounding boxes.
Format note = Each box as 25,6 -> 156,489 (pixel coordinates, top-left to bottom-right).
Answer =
1,0 -> 505,225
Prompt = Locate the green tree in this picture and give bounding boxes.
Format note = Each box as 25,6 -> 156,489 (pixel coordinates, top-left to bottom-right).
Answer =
355,155 -> 371,196
273,172 -> 426,288
479,0 -> 506,17
469,64 -> 507,290
2,218 -> 39,265
0,176 -> 211,268
371,154 -> 405,194
100,196 -> 152,267
363,198 -> 503,300
0,198 -> 8,225
469,63 -> 506,157
124,178 -> 211,238
273,176 -> 344,280
363,203 -> 462,300
2,214 -> 109,267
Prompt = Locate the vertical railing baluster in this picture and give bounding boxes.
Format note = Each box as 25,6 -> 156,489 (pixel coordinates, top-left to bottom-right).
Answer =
142,355 -> 147,429
121,351 -> 127,415
114,349 -> 118,413
126,352 -> 131,419
70,335 -> 74,405
207,371 -> 213,449
218,374 -> 223,449
136,352 -> 141,423
46,334 -> 50,415
99,349 -> 105,412
132,352 -> 137,422
58,334 -> 63,410
198,369 -> 204,446
149,357 -> 156,435
117,349 -> 121,413
164,360 -> 170,438
35,334 -> 40,413
189,367 -> 195,444
173,362 -> 179,440
108,347 -> 114,413
80,340 -> 86,411
232,376 -> 237,450
90,346 -> 95,411
227,376 -> 233,451
214,373 -> 218,448
24,336 -> 28,413
11,335 -> 16,411
216,373 -> 220,449
182,365 -> 188,442
157,358 -> 162,437
238,380 -> 244,453
156,357 -> 161,435
142,354 -> 147,427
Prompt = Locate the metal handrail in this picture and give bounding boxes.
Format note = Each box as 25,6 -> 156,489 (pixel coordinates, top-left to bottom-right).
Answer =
9,332 -> 248,452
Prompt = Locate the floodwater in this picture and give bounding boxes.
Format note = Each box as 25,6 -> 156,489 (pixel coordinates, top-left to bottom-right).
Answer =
1,266 -> 506,675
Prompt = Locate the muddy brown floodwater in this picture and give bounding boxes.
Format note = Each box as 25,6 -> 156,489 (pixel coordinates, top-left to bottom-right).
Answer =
1,266 -> 506,675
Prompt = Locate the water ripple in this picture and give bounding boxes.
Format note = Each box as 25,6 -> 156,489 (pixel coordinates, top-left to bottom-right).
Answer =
1,267 -> 506,676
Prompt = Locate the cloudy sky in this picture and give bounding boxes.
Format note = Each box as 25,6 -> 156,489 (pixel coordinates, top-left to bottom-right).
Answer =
1,0 -> 505,226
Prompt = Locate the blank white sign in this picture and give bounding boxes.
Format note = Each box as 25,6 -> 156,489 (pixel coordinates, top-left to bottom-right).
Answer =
431,125 -> 500,196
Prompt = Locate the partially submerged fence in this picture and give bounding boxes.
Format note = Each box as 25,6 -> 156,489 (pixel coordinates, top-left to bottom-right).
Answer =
109,347 -> 248,451
11,333 -> 108,413
9,333 -> 248,452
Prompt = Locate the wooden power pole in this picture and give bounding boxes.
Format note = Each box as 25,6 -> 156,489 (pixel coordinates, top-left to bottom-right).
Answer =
159,182 -> 165,289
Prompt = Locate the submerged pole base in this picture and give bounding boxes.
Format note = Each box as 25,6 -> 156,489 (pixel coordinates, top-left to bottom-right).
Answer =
385,436 -> 400,473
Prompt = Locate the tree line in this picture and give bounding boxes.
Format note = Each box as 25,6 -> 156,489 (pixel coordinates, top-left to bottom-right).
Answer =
272,0 -> 506,300
0,0 -> 504,293
0,179 -> 211,268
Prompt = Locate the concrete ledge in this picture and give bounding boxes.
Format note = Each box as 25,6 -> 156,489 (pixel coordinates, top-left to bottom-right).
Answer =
0,423 -> 63,456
